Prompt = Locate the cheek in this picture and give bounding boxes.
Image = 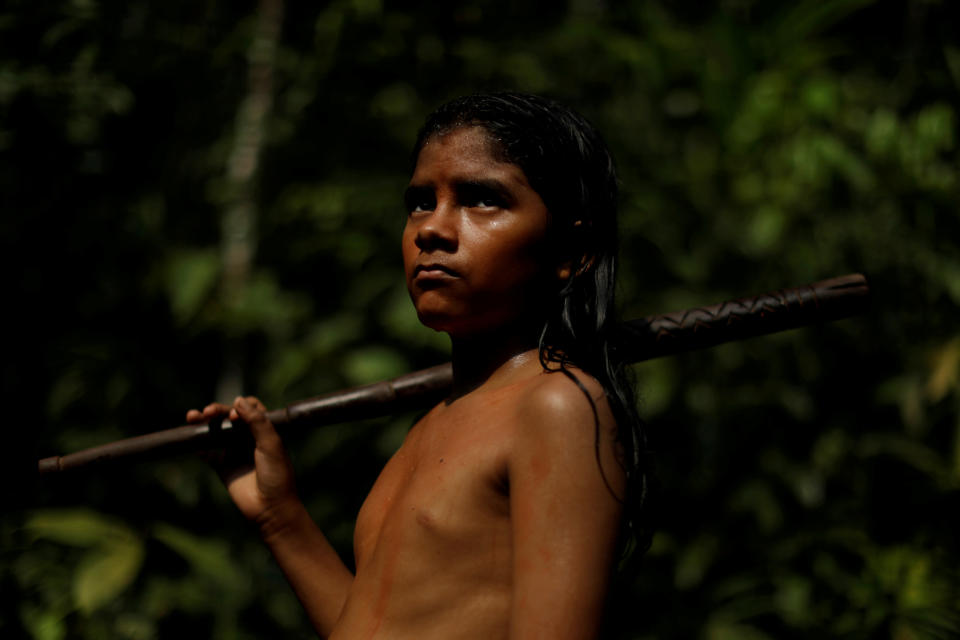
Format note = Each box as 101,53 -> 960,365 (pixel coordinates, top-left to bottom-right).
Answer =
495,218 -> 551,263
474,230 -> 552,291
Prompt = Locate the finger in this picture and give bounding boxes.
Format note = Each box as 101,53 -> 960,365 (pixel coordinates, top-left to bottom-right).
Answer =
188,403 -> 231,423
234,396 -> 282,450
201,403 -> 232,419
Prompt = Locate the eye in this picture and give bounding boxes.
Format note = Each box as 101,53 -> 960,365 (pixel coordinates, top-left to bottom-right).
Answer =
404,187 -> 435,214
459,183 -> 507,209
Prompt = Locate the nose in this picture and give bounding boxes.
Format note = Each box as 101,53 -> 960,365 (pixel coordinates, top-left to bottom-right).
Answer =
414,200 -> 458,253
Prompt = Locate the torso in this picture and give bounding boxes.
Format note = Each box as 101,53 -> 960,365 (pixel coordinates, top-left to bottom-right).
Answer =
328,353 -> 622,640
332,354 -> 611,639
332,376 -> 525,639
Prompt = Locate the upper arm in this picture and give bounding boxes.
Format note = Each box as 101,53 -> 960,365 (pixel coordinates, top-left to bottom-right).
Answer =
508,372 -> 626,640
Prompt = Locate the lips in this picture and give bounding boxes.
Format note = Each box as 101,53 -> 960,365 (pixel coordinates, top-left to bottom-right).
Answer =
413,263 -> 460,278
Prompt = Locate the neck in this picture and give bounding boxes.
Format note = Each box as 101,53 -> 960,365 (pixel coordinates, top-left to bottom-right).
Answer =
448,320 -> 543,401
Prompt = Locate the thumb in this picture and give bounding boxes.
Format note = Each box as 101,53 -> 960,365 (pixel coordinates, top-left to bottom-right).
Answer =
233,396 -> 283,452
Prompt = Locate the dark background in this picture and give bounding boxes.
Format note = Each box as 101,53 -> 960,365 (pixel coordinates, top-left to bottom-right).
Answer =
2,0 -> 959,638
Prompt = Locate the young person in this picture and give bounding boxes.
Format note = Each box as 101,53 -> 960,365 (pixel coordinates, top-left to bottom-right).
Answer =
187,92 -> 647,639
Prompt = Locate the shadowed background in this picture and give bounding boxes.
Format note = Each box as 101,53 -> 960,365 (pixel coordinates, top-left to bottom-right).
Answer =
2,1 -> 958,638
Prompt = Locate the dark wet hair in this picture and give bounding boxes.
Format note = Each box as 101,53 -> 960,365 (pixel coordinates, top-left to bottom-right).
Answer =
413,92 -> 651,557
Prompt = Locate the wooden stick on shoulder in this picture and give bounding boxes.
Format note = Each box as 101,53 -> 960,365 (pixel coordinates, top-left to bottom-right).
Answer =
37,274 -> 869,476
614,272 -> 869,362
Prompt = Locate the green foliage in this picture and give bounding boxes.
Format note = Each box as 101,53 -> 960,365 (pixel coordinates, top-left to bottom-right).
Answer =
13,510 -> 145,635
3,0 -> 958,638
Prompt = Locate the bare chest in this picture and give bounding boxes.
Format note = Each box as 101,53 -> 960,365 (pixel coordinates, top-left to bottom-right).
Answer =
352,401 -> 513,567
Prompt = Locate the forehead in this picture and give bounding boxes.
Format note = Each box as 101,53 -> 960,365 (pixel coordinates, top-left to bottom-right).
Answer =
409,127 -> 533,190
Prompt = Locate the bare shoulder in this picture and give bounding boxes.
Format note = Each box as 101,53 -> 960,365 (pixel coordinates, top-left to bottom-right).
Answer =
515,367 -> 616,436
508,367 -> 624,493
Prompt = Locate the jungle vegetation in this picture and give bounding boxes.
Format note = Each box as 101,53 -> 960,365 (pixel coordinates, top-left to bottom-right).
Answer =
2,0 -> 958,638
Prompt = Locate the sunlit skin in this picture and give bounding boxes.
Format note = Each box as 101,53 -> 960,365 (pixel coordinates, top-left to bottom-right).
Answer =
187,126 -> 625,639
402,126 -> 554,342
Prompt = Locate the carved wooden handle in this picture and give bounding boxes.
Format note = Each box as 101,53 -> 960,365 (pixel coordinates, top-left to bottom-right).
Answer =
614,273 -> 869,362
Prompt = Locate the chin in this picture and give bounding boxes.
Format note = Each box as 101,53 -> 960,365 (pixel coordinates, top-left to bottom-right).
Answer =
414,307 -> 465,334
410,292 -> 464,332
415,306 -> 533,340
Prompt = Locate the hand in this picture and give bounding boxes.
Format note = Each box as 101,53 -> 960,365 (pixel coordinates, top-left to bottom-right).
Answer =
186,397 -> 301,529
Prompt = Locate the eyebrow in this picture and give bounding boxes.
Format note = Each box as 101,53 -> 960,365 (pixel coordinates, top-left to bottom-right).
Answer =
403,184 -> 432,209
455,178 -> 513,202
404,177 -> 515,204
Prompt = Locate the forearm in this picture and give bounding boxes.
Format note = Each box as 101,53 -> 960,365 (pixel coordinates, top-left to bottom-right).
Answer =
259,500 -> 354,637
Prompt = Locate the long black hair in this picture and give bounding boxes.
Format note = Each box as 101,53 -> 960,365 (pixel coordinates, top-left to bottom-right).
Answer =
413,92 -> 651,557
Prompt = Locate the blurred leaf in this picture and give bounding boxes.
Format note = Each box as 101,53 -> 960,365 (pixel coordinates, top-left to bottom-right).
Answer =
306,313 -> 366,356
47,370 -> 85,421
858,434 -> 954,488
25,509 -> 135,549
634,358 -> 676,417
801,76 -> 839,117
164,249 -> 220,325
914,103 -> 954,153
20,605 -> 67,640
811,429 -> 848,473
343,346 -> 408,385
227,270 -> 311,337
774,575 -> 812,626
674,534 -> 717,590
926,337 -> 960,403
370,82 -> 419,121
152,523 -> 246,591
771,0 -> 874,46
275,183 -> 348,227
744,205 -> 785,256
73,538 -> 144,614
22,510 -> 144,616
865,108 -> 900,158
877,374 -> 926,434
730,480 -> 783,533
350,0 -> 382,19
